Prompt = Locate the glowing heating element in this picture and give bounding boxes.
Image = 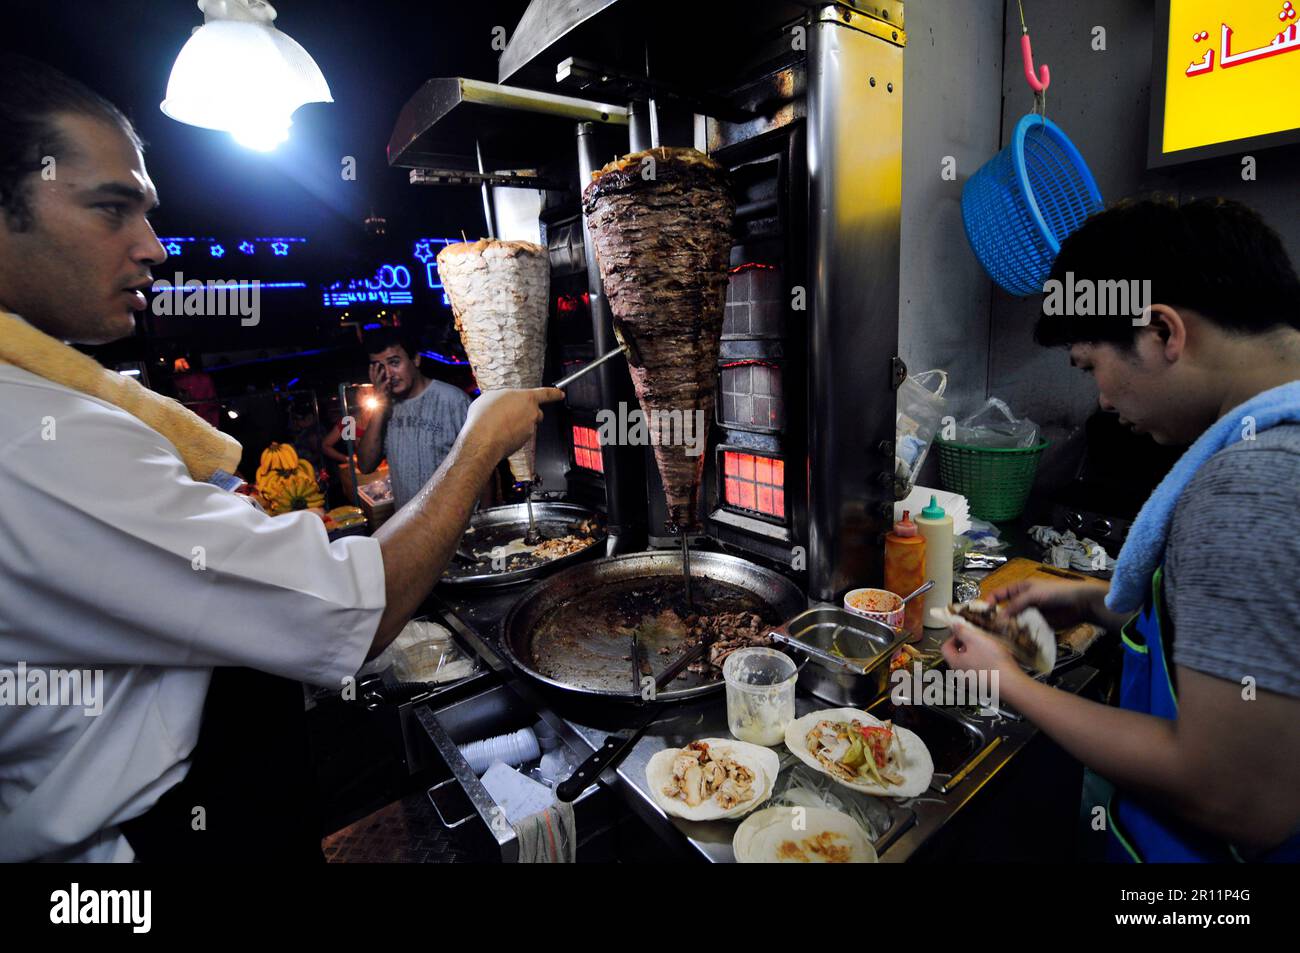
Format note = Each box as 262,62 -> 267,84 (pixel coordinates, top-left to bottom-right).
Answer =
572,425 -> 604,473
723,451 -> 785,519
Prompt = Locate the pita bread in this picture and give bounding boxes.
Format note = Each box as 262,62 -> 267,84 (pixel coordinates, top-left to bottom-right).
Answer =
646,738 -> 778,821
784,707 -> 934,798
929,600 -> 1057,675
733,806 -> 876,863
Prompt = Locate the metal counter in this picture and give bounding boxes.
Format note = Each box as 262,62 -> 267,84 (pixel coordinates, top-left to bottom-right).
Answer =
418,568 -> 1103,863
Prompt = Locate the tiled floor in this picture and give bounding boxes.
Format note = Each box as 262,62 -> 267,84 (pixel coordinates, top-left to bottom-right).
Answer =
322,791 -> 490,863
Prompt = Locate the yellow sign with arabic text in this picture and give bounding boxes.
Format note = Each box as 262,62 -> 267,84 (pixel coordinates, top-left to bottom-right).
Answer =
1163,0 -> 1300,155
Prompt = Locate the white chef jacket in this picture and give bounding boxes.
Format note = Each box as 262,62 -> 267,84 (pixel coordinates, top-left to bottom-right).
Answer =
0,364 -> 386,862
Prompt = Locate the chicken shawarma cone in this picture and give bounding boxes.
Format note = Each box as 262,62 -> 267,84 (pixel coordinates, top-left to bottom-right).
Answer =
437,239 -> 550,482
583,147 -> 735,532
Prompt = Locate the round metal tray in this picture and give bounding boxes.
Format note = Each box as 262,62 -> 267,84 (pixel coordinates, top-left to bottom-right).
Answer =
501,550 -> 807,704
440,502 -> 606,590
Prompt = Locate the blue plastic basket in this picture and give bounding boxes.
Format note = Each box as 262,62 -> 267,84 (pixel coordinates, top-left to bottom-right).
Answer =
962,114 -> 1103,297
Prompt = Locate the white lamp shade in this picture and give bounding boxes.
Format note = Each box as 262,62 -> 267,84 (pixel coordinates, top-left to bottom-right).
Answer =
161,19 -> 332,149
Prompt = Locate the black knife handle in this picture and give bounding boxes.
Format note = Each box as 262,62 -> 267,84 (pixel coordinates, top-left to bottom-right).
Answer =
556,736 -> 623,803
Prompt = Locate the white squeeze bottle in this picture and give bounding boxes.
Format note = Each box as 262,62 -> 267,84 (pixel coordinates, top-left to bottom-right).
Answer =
916,495 -> 954,627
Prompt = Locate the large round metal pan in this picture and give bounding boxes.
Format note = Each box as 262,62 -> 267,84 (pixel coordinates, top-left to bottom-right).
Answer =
440,502 -> 606,589
501,551 -> 806,704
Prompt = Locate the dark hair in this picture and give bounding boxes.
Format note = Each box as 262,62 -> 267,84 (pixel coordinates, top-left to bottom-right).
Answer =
363,326 -> 414,359
1034,196 -> 1300,348
0,54 -> 143,231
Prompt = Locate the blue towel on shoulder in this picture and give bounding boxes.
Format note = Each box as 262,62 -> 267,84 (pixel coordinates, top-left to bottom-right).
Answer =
1106,380 -> 1300,613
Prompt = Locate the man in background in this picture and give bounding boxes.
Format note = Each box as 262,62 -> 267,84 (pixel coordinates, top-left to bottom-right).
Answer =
355,327 -> 478,509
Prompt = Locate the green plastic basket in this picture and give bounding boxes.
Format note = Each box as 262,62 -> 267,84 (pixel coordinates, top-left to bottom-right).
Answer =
934,438 -> 1049,522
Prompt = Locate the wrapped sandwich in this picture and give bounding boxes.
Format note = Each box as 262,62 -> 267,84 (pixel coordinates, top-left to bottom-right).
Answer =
930,599 -> 1057,674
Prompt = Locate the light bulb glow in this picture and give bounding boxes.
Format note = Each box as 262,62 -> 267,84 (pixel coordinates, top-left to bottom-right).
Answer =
161,16 -> 331,151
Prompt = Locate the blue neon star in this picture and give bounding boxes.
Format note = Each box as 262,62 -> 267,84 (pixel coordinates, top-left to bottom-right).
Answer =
165,242 -> 183,256
271,242 -> 289,256
413,241 -> 435,264
239,241 -> 255,255
210,244 -> 225,257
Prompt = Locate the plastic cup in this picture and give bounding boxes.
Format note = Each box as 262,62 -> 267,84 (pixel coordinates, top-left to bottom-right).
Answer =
723,647 -> 798,747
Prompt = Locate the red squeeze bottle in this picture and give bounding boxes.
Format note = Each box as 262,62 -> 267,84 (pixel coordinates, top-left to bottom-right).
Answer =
884,510 -> 927,641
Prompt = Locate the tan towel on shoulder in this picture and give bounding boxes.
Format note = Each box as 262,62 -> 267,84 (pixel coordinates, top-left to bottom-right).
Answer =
0,310 -> 242,481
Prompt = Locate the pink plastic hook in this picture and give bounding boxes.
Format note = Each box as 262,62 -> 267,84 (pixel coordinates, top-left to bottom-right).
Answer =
1021,32 -> 1051,94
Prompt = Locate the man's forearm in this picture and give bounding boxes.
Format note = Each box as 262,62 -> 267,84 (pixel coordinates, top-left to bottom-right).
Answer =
1002,673 -> 1181,797
1084,583 -> 1132,631
998,672 -> 1256,843
368,433 -> 498,656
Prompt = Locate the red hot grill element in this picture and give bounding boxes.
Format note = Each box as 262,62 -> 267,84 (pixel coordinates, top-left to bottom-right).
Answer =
555,292 -> 589,318
724,263 -> 785,339
723,450 -> 785,520
572,425 -> 604,473
720,360 -> 783,431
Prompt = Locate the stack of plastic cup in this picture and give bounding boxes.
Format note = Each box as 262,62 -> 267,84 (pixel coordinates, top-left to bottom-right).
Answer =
459,727 -> 541,775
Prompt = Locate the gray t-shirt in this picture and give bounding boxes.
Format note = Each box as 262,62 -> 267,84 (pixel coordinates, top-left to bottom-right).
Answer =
383,380 -> 472,509
1165,423 -> 1300,698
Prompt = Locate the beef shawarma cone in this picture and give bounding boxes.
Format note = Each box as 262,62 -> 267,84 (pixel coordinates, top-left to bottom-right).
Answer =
437,239 -> 550,482
583,147 -> 735,532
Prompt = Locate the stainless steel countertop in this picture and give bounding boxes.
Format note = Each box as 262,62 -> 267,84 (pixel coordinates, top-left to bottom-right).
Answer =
425,576 -> 1102,863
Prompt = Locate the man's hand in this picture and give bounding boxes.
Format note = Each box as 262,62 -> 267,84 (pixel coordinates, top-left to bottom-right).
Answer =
463,387 -> 566,461
368,362 -> 395,413
941,618 -> 1026,689
987,577 -> 1116,630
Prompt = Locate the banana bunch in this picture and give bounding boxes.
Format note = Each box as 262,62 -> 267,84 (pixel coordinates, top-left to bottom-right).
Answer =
266,470 -> 325,515
255,442 -> 322,514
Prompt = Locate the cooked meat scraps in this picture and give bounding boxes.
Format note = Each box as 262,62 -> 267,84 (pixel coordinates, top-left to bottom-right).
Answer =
661,740 -> 756,809
583,147 -> 735,532
437,239 -> 549,482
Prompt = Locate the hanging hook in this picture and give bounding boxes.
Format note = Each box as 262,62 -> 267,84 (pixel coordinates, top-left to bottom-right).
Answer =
1021,30 -> 1051,94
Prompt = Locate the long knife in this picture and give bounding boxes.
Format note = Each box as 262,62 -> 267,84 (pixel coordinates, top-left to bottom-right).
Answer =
555,638 -> 710,803
550,346 -> 625,390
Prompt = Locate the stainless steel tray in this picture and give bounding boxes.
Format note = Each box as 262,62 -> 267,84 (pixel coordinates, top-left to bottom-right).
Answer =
440,502 -> 606,589
501,550 -> 806,704
776,606 -> 909,708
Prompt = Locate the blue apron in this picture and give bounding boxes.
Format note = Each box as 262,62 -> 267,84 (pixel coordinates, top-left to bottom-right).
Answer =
1106,565 -> 1300,863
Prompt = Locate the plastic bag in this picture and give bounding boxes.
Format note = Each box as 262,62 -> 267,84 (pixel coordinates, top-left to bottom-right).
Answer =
895,370 -> 948,491
953,397 -> 1040,449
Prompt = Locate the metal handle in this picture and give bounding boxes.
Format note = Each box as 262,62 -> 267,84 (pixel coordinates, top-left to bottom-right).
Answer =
769,631 -> 870,674
938,735 -> 1003,794
427,777 -> 476,829
556,736 -> 622,802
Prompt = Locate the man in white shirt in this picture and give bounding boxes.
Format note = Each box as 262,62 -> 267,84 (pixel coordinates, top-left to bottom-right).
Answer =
0,56 -> 562,861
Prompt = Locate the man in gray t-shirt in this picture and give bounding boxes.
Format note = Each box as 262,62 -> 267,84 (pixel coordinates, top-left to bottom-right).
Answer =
944,197 -> 1300,861
356,329 -> 472,510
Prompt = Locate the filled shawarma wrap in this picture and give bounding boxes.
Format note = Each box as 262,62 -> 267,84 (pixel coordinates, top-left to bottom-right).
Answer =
645,738 -> 779,821
733,806 -> 877,863
784,708 -> 934,798
929,599 -> 1057,675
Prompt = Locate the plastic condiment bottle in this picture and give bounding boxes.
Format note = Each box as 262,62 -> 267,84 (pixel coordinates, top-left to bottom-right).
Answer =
883,510 -> 927,641
916,495 -> 954,628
